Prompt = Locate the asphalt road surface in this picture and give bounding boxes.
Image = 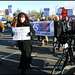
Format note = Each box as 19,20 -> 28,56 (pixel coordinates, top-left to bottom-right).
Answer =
0,30 -> 66,74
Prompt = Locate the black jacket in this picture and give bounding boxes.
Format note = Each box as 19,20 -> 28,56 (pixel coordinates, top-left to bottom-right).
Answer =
59,19 -> 65,35
17,23 -> 35,53
17,23 -> 35,70
54,21 -> 61,37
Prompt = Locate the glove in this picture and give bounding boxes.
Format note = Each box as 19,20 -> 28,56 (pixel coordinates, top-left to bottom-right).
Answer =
2,30 -> 4,33
11,33 -> 14,36
28,32 -> 32,36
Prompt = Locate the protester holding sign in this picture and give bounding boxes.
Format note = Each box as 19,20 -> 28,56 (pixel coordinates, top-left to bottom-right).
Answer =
40,13 -> 48,46
11,13 -> 17,27
64,17 -> 72,31
11,13 -> 17,48
29,16 -> 33,22
52,16 -> 62,53
37,18 -> 41,42
16,12 -> 35,75
59,15 -> 65,50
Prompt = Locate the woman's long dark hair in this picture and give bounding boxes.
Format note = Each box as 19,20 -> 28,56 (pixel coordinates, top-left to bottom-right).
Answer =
17,12 -> 30,27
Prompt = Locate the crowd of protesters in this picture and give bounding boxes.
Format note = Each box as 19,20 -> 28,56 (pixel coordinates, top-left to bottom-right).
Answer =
0,12 -> 75,75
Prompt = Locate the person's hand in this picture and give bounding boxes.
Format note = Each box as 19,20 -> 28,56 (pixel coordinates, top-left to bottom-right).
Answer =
2,30 -> 4,33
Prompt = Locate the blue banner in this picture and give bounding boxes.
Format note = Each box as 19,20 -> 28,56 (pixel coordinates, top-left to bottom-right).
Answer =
30,21 -> 54,36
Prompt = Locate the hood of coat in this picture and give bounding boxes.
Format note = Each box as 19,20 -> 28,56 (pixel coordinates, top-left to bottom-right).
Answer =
17,12 -> 30,27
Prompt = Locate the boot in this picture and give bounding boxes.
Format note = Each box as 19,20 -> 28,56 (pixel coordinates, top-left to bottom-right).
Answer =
41,43 -> 44,46
59,47 -> 61,51
46,41 -> 48,45
21,69 -> 26,75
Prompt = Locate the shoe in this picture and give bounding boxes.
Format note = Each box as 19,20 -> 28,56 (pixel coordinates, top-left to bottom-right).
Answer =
32,45 -> 34,47
51,50 -> 55,53
46,41 -> 48,45
21,69 -> 26,75
59,48 -> 61,51
14,45 -> 17,48
57,41 -> 59,44
30,64 -> 32,67
41,43 -> 44,46
37,40 -> 40,42
51,48 -> 55,53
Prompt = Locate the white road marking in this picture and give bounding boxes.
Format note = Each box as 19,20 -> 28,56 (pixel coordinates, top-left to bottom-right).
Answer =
3,58 -> 19,63
2,51 -> 21,59
46,58 -> 57,62
31,54 -> 35,56
2,50 -> 57,62
2,51 -> 35,60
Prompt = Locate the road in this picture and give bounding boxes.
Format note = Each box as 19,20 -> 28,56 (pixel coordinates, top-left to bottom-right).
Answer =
0,30 -> 64,74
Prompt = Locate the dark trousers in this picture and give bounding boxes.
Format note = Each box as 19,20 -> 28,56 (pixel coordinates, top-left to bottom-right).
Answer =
19,51 -> 31,70
37,36 -> 40,41
53,37 -> 61,51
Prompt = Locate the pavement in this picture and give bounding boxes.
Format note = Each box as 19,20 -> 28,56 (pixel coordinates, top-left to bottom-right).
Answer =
0,29 -> 75,74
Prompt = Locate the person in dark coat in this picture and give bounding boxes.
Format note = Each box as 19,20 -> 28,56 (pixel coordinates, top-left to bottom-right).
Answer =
29,16 -> 33,22
59,15 -> 65,35
52,16 -> 62,53
11,13 -> 17,27
59,15 -> 65,50
11,13 -> 17,47
17,12 -> 35,75
40,13 -> 49,46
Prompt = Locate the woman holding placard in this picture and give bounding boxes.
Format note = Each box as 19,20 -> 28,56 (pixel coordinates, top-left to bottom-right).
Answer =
17,12 -> 35,75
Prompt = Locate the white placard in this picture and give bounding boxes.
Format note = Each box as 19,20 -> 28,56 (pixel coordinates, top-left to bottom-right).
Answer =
12,27 -> 30,40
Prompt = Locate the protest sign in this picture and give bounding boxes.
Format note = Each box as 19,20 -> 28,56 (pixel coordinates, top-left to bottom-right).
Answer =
31,21 -> 54,36
5,9 -> 9,17
44,8 -> 50,16
56,8 -> 73,19
68,9 -> 73,17
31,15 -> 35,21
8,5 -> 12,13
37,13 -> 41,18
12,27 -> 30,40
56,8 -> 62,15
61,9 -> 68,19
